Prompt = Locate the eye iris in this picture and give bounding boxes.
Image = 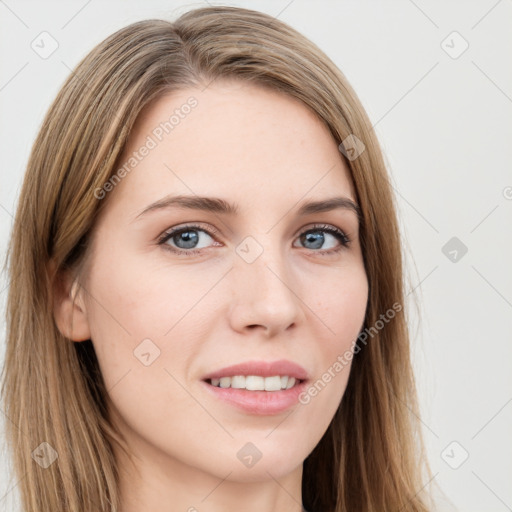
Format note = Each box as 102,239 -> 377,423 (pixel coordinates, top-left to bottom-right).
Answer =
302,231 -> 324,249
174,230 -> 198,249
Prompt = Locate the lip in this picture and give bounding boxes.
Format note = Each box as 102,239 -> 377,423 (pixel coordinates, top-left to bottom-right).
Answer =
201,378 -> 309,415
200,359 -> 309,415
201,359 -> 309,381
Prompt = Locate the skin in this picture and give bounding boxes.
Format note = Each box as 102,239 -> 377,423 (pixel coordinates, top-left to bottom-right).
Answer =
54,79 -> 369,512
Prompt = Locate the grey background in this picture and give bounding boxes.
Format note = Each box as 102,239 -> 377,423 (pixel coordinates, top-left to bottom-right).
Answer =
1,1 -> 511,510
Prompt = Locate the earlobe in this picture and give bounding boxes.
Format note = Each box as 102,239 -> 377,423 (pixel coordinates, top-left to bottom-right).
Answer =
51,263 -> 91,342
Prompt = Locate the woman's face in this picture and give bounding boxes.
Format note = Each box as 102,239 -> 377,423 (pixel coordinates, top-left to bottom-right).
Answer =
73,80 -> 368,483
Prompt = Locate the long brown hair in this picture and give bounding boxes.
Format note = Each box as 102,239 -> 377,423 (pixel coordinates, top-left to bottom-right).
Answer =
1,6 -> 434,511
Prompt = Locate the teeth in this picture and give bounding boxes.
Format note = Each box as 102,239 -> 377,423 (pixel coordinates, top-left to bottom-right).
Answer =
245,375 -> 265,390
231,375 -> 246,389
219,377 -> 231,388
208,375 -> 300,391
264,376 -> 282,391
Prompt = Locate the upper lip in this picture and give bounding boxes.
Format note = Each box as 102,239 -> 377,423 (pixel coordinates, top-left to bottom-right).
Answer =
202,359 -> 309,381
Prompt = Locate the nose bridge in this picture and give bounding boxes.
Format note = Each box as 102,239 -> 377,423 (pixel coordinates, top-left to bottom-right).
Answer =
236,234 -> 289,291
229,233 -> 302,333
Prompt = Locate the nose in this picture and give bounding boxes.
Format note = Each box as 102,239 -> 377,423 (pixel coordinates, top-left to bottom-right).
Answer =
227,241 -> 304,337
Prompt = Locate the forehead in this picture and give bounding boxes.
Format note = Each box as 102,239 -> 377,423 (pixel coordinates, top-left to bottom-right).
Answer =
105,80 -> 356,217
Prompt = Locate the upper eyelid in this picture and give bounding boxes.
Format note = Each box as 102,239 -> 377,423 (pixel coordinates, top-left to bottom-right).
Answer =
159,222 -> 219,240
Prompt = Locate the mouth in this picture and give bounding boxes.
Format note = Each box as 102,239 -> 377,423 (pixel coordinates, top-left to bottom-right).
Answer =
201,375 -> 309,415
200,359 -> 310,415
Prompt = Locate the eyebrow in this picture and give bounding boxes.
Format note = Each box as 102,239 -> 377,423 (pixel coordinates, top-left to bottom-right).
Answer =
133,194 -> 361,222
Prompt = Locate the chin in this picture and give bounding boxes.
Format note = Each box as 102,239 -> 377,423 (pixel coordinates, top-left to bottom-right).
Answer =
222,459 -> 303,483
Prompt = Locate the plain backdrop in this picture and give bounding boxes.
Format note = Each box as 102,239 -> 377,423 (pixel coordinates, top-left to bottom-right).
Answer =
1,1 -> 511,511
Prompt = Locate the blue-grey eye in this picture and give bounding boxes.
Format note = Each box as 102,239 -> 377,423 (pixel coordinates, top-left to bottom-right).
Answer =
295,227 -> 348,251
162,227 -> 215,251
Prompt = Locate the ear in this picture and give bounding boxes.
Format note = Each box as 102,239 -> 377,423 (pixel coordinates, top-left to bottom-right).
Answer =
50,260 -> 91,342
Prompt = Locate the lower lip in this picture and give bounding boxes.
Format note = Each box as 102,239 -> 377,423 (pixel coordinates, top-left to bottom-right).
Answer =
201,379 -> 308,415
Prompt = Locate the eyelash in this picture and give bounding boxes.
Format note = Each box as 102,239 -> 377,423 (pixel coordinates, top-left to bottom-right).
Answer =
157,223 -> 351,257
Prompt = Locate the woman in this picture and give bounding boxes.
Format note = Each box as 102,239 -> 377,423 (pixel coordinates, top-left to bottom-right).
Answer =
1,6 -> 434,512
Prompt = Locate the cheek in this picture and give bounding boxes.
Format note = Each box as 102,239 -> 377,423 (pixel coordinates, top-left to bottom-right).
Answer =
86,249 -> 225,347
314,264 -> 368,349
83,254 -> 212,461
83,252 -> 230,429
110,255 -> 228,328
299,265 -> 367,410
